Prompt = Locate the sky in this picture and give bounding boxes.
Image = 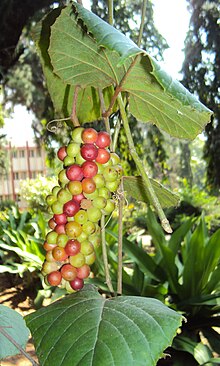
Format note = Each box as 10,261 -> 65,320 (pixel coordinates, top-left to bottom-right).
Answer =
2,0 -> 190,146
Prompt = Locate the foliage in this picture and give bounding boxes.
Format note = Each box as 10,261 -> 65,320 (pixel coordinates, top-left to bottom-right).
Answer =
0,305 -> 30,359
19,175 -> 57,212
181,0 -> 220,191
0,206 -> 45,277
105,210 -> 220,364
25,285 -> 182,366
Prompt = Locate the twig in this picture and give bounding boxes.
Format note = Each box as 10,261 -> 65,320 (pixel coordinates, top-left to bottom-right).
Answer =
0,326 -> 39,366
117,181 -> 124,295
101,215 -> 115,294
138,0 -> 148,47
108,0 -> 114,25
117,94 -> 172,233
70,85 -> 81,127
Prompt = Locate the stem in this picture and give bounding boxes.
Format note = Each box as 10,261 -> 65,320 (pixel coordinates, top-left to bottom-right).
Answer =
112,117 -> 121,153
101,215 -> 115,294
103,55 -> 140,118
117,182 -> 124,295
138,0 -> 148,47
117,94 -> 172,233
108,0 -> 114,25
0,327 -> 39,366
98,88 -> 113,150
70,85 -> 81,127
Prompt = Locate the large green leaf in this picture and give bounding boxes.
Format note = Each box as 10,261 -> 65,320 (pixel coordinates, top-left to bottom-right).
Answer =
0,305 -> 30,359
33,8 -> 115,122
48,3 -> 212,139
173,336 -> 213,366
123,176 -> 179,208
25,286 -> 182,366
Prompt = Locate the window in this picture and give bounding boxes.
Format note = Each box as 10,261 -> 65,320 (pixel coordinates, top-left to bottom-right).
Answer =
20,172 -> 27,179
13,172 -> 19,180
19,150 -> 25,158
36,149 -> 42,157
31,172 -> 37,179
29,150 -> 35,157
12,150 -> 17,158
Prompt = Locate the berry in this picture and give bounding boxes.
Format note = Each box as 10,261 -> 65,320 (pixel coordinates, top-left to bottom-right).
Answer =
82,178 -> 96,194
68,181 -> 82,196
65,221 -> 82,238
70,277 -> 84,291
65,239 -> 81,256
52,246 -> 68,261
43,241 -> 57,252
81,143 -> 98,161
63,200 -> 80,217
82,128 -> 98,144
66,164 -> 84,181
95,148 -> 110,164
71,127 -> 84,143
47,271 -> 62,286
53,213 -> 67,225
60,264 -> 77,281
69,253 -> 85,267
76,264 -> 90,279
82,161 -> 98,178
96,131 -> 110,148
54,224 -> 66,234
66,142 -> 81,157
57,146 -> 67,161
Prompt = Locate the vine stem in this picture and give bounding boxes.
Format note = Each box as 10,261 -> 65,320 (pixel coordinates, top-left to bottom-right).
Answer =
108,0 -> 114,25
70,85 -> 81,127
117,181 -> 124,295
98,88 -> 113,151
138,0 -> 148,47
112,117 -> 121,153
0,326 -> 39,366
101,215 -> 115,294
117,94 -> 173,233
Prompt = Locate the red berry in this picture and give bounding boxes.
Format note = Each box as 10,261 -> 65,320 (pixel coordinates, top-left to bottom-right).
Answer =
63,200 -> 80,217
81,144 -> 98,161
77,264 -> 91,279
95,148 -> 110,164
66,164 -> 84,181
60,264 -> 77,281
43,241 -> 57,252
70,277 -> 84,291
48,218 -> 56,230
47,271 -> 62,286
54,224 -> 66,234
82,128 -> 98,144
96,131 -> 111,148
73,193 -> 85,203
57,146 -> 67,161
82,161 -> 98,178
65,239 -> 81,256
53,213 -> 67,225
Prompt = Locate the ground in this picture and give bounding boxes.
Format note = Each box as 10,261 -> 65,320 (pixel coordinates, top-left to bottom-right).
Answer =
0,273 -> 38,366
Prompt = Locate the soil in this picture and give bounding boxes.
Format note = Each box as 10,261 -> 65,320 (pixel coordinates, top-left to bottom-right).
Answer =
0,273 -> 39,366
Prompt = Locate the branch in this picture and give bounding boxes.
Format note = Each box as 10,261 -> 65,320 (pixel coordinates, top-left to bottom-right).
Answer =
101,215 -> 115,294
138,0 -> 148,47
108,0 -> 114,25
117,94 -> 172,233
0,326 -> 39,366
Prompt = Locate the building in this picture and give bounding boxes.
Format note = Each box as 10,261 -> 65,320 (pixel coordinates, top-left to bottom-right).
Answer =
0,141 -> 47,202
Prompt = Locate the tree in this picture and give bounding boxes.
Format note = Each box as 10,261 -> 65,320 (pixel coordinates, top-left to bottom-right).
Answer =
181,0 -> 220,192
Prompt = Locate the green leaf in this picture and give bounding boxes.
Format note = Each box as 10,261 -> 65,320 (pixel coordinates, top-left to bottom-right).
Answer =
0,305 -> 30,359
168,216 -> 197,255
25,285 -> 182,366
173,336 -> 213,365
33,8 -> 114,122
123,176 -> 179,208
74,3 -> 143,66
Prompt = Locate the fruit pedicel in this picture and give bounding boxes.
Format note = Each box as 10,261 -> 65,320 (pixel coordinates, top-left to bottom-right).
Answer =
42,127 -> 123,292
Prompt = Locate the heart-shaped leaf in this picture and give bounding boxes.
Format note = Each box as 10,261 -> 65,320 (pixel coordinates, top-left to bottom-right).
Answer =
123,176 -> 179,208
0,305 -> 30,359
25,285 -> 182,366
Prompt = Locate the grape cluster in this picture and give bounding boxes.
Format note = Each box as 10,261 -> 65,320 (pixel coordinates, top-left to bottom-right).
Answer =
42,127 -> 122,292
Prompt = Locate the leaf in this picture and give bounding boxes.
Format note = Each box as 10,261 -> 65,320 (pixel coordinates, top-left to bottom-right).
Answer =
74,3 -> 143,66
0,305 -> 30,359
123,176 -> 179,208
173,336 -> 213,366
51,3 -> 212,139
33,8 -> 115,122
25,285 -> 182,366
